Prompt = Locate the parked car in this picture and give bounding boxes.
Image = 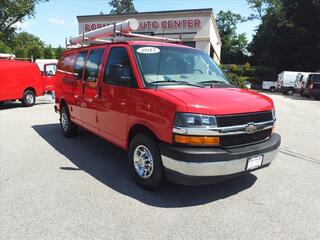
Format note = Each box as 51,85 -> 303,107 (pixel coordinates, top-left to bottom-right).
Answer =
277,71 -> 300,95
262,81 -> 277,92
243,81 -> 252,89
54,41 -> 281,189
0,60 -> 56,106
300,73 -> 320,100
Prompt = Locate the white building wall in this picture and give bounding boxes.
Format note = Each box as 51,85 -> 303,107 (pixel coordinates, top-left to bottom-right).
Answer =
77,9 -> 221,63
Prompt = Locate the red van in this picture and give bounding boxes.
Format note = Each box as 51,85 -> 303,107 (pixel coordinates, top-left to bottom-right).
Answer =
0,60 -> 56,106
54,41 -> 281,189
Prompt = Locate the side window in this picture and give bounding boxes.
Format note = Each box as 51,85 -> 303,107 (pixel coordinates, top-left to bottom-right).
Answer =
84,48 -> 104,82
104,47 -> 135,86
57,53 -> 76,75
74,51 -> 88,80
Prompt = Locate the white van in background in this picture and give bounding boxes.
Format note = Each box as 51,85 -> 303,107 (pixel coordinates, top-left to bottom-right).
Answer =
262,81 -> 277,92
277,71 -> 299,95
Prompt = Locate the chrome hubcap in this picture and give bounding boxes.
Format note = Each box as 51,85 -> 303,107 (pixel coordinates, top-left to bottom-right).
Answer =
133,145 -> 154,179
61,112 -> 69,131
25,94 -> 34,104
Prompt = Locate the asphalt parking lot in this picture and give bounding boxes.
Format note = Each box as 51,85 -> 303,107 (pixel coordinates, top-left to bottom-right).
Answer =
0,92 -> 319,240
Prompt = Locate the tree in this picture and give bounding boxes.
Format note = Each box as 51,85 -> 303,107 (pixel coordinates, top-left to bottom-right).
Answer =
216,11 -> 249,64
54,46 -> 64,59
0,0 -> 48,41
43,45 -> 53,58
10,32 -> 44,49
27,45 -> 42,60
0,40 -> 12,53
108,0 -> 137,14
247,0 -> 282,19
248,0 -> 320,71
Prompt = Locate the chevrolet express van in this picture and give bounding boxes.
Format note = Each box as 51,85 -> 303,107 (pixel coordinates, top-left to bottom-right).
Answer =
0,60 -> 56,106
54,41 -> 281,189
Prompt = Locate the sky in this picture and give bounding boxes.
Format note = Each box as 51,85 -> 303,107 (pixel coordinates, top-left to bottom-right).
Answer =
17,0 -> 260,47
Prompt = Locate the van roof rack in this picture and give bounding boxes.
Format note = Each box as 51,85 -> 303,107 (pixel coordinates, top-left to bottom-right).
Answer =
66,18 -> 181,49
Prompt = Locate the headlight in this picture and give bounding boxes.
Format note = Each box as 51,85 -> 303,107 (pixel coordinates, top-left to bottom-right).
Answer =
272,107 -> 276,120
174,113 -> 217,128
173,113 -> 219,146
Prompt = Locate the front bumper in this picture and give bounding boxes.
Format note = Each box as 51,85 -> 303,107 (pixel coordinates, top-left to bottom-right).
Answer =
160,133 -> 281,185
310,89 -> 320,97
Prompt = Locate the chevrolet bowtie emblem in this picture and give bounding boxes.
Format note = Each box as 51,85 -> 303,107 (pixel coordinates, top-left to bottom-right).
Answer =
245,124 -> 257,134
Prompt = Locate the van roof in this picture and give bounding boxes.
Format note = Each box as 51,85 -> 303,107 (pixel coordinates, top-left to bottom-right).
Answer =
0,59 -> 40,71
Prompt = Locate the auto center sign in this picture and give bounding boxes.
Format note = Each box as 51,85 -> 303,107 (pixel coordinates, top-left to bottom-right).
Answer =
84,18 -> 201,32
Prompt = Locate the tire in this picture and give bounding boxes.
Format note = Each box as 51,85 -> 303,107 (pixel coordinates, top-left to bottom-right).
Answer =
286,89 -> 294,96
60,104 -> 78,138
128,134 -> 164,190
314,96 -> 320,100
21,90 -> 36,107
270,87 -> 276,93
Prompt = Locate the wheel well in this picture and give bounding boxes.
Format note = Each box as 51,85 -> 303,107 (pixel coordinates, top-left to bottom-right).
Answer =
24,87 -> 36,96
59,98 -> 66,109
128,124 -> 158,148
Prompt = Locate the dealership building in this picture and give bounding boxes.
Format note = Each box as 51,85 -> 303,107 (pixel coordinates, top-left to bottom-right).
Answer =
77,8 -> 222,63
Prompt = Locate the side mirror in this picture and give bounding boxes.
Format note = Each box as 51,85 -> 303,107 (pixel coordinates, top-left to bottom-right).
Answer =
109,64 -> 131,84
44,64 -> 57,76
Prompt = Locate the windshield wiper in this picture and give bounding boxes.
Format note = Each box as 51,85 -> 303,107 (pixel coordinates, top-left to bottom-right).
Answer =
150,80 -> 204,88
197,80 -> 230,88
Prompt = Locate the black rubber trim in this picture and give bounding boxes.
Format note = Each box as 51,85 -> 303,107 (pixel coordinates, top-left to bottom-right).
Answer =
164,163 -> 271,186
159,133 -> 281,163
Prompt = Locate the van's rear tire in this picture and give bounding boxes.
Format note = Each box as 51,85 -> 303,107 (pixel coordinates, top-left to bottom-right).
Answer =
21,90 -> 35,107
128,134 -> 164,190
60,105 -> 78,138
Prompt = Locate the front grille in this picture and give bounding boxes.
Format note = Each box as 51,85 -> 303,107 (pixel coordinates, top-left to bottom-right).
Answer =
216,111 -> 273,127
221,129 -> 272,147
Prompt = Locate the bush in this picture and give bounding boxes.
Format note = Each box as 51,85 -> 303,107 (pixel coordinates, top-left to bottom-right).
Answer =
243,62 -> 255,77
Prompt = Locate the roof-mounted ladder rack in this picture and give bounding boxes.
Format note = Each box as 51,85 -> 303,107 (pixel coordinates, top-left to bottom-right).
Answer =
66,18 -> 182,49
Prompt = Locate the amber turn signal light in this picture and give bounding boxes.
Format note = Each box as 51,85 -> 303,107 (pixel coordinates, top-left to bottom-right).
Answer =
174,135 -> 220,146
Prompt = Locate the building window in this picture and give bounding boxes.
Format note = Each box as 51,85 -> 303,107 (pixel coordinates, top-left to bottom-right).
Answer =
210,44 -> 215,59
182,41 -> 196,48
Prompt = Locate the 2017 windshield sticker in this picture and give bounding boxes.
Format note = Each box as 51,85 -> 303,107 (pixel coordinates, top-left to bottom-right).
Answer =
137,47 -> 160,54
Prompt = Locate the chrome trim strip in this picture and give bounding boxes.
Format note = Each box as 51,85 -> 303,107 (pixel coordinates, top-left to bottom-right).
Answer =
173,120 -> 275,136
161,149 -> 278,177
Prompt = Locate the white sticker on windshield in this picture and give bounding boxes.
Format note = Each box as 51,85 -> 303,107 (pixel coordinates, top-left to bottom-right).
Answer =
137,47 -> 160,54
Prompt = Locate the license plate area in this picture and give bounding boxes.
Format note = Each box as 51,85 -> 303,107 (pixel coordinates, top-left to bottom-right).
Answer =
246,155 -> 264,170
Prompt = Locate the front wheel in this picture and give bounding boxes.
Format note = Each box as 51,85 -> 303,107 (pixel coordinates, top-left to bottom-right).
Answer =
270,87 -> 276,93
314,95 -> 320,100
21,90 -> 35,107
286,89 -> 294,96
60,105 -> 78,138
128,134 -> 164,190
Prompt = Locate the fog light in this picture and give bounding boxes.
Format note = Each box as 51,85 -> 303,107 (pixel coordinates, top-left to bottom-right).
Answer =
174,135 -> 220,146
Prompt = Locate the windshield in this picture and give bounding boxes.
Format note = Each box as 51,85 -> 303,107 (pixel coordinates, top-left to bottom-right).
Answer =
133,45 -> 231,87
310,74 -> 320,83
